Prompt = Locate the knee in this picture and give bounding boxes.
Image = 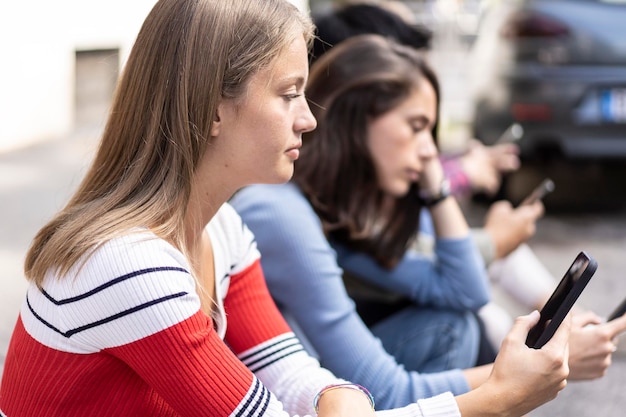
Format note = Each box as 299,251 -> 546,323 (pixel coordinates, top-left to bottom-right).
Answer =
440,309 -> 481,341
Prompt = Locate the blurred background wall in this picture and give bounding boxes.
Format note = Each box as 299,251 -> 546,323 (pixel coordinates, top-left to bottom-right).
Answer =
0,0 -> 310,153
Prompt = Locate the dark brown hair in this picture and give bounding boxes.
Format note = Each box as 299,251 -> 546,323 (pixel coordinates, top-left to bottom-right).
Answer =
294,34 -> 440,268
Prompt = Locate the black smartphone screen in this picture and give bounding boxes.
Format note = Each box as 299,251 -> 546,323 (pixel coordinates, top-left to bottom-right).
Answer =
526,251 -> 597,349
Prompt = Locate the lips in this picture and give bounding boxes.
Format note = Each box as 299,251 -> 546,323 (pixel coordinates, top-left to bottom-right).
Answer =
286,141 -> 302,152
285,142 -> 302,160
406,169 -> 420,181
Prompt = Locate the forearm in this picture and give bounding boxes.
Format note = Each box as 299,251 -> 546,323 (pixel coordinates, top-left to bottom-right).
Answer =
428,196 -> 470,239
376,392 -> 462,417
461,364 -> 493,390
316,385 -> 376,417
455,385 -> 508,417
470,228 -> 496,266
335,237 -> 489,310
487,244 -> 556,310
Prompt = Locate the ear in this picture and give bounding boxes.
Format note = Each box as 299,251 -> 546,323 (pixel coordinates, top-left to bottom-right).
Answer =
210,103 -> 222,137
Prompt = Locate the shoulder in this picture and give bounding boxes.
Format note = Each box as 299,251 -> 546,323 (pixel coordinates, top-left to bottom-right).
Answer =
208,203 -> 260,275
231,183 -> 310,213
68,231 -> 192,291
231,183 -> 320,228
24,232 -> 200,352
230,184 -> 333,265
210,202 -> 247,235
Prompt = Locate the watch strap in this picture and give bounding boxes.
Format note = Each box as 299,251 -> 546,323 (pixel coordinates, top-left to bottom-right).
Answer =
418,179 -> 451,207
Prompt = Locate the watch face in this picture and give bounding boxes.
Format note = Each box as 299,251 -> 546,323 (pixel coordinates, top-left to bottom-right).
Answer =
418,179 -> 451,207
441,179 -> 451,197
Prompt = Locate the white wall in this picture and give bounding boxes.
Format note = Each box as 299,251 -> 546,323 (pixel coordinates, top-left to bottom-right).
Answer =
290,0 -> 310,12
0,0 -> 308,153
0,1 -> 158,153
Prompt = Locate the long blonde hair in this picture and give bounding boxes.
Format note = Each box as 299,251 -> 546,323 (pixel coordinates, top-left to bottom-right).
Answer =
25,0 -> 314,285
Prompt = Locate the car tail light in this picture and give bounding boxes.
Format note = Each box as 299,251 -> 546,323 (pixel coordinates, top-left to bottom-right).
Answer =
511,103 -> 553,121
501,11 -> 570,39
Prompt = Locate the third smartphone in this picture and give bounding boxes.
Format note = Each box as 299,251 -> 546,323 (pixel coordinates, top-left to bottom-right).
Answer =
519,178 -> 555,207
608,297 -> 626,321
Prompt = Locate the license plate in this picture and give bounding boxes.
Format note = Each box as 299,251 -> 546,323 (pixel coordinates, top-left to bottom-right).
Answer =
601,88 -> 626,123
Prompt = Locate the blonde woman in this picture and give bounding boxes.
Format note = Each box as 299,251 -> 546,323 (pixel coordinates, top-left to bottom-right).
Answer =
0,1 -> 377,416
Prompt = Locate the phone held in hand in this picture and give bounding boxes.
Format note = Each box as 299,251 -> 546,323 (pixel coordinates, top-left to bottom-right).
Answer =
526,251 -> 598,349
495,123 -> 524,145
519,178 -> 555,207
608,297 -> 626,321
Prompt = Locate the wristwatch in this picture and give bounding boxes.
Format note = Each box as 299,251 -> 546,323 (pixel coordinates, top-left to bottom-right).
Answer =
418,179 -> 451,207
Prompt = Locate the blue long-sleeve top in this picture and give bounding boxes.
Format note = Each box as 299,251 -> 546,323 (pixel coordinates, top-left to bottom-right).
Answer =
331,210 -> 489,311
230,182 -> 490,410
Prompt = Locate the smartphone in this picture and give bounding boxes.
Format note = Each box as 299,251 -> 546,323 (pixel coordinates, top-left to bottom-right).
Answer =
608,297 -> 626,321
526,251 -> 598,349
495,123 -> 524,144
519,178 -> 555,206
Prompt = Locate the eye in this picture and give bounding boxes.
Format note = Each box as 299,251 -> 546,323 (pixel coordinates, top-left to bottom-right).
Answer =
410,116 -> 430,133
283,93 -> 303,101
411,123 -> 426,133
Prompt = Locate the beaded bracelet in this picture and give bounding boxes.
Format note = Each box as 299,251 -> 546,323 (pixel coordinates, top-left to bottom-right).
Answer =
313,383 -> 375,413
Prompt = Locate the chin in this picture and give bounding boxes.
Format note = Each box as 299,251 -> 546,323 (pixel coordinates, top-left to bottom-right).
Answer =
387,183 -> 411,198
269,166 -> 294,185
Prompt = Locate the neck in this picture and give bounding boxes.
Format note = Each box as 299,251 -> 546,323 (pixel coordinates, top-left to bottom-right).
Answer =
184,158 -> 242,249
380,194 -> 396,217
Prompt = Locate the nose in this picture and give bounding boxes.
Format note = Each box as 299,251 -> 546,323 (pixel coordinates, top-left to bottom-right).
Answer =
418,132 -> 438,158
297,100 -> 317,134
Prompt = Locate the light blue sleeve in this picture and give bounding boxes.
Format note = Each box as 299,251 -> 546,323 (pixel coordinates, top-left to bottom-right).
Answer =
230,183 -> 471,410
331,219 -> 491,312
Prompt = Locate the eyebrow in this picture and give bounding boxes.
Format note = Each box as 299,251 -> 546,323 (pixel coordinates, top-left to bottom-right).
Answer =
276,75 -> 306,89
409,114 -> 430,123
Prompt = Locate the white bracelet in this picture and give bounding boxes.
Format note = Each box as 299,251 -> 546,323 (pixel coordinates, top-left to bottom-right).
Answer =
313,383 -> 375,413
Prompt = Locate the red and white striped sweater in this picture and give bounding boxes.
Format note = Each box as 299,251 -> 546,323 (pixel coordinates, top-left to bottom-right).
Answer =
0,203 -> 459,417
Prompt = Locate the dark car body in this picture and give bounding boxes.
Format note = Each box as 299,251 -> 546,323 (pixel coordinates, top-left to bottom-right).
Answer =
469,0 -> 626,162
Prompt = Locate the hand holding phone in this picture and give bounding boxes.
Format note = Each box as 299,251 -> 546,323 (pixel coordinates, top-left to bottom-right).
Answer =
526,251 -> 597,349
519,178 -> 555,207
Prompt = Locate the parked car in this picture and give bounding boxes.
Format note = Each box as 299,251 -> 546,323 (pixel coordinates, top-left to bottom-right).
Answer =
468,0 -> 626,163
